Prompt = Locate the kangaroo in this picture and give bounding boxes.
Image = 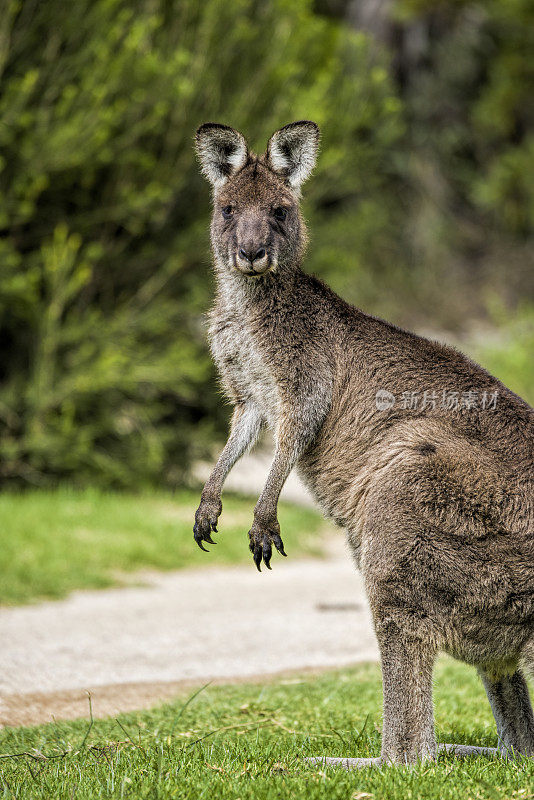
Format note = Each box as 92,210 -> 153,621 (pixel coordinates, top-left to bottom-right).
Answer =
193,120 -> 534,767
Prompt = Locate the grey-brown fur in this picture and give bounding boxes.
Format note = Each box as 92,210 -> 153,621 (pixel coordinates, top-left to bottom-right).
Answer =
194,121 -> 534,766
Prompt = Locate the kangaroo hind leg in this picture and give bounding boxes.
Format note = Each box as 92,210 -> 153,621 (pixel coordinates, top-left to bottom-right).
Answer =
479,668 -> 534,757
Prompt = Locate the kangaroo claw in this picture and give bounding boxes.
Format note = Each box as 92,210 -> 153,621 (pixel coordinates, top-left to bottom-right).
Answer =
273,533 -> 287,557
193,497 -> 222,553
262,536 -> 272,569
248,522 -> 286,570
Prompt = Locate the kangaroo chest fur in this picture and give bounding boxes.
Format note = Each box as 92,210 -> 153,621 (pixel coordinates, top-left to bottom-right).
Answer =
208,285 -> 281,425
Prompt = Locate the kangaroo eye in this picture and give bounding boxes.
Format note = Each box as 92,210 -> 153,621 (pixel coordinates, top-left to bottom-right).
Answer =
222,205 -> 234,219
273,207 -> 287,221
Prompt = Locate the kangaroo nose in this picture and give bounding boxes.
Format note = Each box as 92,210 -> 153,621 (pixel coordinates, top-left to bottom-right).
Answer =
239,247 -> 266,263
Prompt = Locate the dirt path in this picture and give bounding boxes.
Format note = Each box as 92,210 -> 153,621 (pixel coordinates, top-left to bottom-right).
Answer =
0,546 -> 377,727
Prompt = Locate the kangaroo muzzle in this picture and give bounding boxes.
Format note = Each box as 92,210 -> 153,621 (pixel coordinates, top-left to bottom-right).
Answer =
234,245 -> 271,276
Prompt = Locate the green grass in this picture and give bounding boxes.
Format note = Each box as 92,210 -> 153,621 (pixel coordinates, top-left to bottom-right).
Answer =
0,488 -> 327,606
1,659 -> 534,799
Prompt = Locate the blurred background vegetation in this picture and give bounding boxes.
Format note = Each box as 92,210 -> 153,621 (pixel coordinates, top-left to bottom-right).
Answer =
0,0 -> 532,490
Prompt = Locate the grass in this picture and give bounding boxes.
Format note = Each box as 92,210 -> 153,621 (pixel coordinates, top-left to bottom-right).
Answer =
0,488 -> 328,606
1,659 -> 534,799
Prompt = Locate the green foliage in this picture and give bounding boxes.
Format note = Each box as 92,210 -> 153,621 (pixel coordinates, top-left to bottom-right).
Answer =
468,302 -> 534,406
392,0 -> 534,321
0,0 -> 531,487
0,488 -> 327,604
0,0 -> 402,487
2,660 -> 534,799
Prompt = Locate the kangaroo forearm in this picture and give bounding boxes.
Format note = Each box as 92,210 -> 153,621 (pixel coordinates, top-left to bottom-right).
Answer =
254,403 -> 325,520
253,448 -> 296,519
202,402 -> 263,499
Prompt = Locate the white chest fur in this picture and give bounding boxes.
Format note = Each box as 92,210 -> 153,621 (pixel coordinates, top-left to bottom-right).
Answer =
209,294 -> 279,427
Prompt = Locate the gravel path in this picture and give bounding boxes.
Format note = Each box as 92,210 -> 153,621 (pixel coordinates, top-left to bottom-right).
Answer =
0,547 -> 377,727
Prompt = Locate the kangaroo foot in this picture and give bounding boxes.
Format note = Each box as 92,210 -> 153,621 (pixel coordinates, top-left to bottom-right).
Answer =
306,744 -> 501,770
439,743 -> 500,759
248,517 -> 286,571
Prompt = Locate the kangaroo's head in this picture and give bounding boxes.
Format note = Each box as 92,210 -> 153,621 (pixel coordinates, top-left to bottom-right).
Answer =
195,121 -> 319,278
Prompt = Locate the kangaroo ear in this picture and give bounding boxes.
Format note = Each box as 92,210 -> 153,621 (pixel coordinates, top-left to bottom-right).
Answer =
195,123 -> 249,187
266,121 -> 320,190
